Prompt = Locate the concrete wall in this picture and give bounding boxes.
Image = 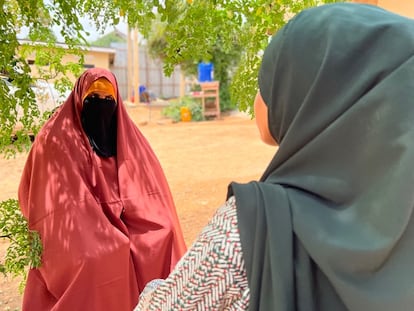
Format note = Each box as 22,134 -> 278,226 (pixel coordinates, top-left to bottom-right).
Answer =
351,0 -> 414,18
378,0 -> 414,18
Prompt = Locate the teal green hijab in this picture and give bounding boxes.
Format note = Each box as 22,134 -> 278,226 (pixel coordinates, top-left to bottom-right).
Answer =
228,3 -> 414,310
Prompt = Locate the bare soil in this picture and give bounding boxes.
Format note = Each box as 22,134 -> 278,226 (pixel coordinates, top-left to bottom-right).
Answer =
0,103 -> 276,310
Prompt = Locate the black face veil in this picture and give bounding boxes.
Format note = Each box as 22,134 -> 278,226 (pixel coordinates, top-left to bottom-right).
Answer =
81,95 -> 117,157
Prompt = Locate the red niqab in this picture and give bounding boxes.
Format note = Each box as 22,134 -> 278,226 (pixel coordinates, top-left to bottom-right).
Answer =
18,68 -> 187,310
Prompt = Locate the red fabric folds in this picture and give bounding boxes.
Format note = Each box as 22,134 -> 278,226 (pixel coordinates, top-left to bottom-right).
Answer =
18,68 -> 187,311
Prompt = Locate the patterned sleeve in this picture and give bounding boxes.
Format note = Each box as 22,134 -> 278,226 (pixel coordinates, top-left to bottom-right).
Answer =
134,196 -> 250,310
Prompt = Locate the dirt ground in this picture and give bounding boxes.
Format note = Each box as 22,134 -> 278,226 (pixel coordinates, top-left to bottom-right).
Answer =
0,103 -> 276,310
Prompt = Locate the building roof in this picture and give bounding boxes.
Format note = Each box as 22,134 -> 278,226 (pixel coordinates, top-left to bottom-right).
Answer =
18,39 -> 116,55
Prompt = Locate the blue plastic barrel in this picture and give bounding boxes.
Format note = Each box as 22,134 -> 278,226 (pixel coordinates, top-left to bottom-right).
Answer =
198,62 -> 214,82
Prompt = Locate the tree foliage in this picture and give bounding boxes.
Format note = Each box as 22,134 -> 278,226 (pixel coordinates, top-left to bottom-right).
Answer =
91,29 -> 127,47
0,199 -> 42,288
122,0 -> 342,114
147,18 -> 243,112
1,0 -> 343,150
1,0 -> 123,154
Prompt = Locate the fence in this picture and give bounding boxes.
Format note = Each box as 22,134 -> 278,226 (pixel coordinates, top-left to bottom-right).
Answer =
110,43 -> 182,101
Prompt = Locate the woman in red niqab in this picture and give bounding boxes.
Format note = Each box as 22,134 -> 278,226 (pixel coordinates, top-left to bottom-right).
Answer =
18,68 -> 187,311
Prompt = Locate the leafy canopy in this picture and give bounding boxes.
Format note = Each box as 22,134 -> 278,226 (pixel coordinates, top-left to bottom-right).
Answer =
1,0 -> 341,152
120,0 -> 341,114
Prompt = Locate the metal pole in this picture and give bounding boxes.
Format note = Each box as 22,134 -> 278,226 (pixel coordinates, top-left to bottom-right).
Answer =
180,69 -> 185,98
127,25 -> 132,104
132,29 -> 139,105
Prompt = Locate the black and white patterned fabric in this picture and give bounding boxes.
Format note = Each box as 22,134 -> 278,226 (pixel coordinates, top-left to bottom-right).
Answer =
135,196 -> 250,310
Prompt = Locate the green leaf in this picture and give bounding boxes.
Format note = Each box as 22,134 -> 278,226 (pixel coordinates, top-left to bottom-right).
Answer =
0,199 -> 42,284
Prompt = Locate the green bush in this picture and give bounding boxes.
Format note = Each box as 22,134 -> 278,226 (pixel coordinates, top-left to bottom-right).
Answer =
162,96 -> 203,122
0,199 -> 42,288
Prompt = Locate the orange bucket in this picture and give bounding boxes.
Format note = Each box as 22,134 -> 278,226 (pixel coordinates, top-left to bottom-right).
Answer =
180,106 -> 192,122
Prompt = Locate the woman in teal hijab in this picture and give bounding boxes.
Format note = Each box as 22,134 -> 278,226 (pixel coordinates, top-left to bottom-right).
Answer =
136,3 -> 414,310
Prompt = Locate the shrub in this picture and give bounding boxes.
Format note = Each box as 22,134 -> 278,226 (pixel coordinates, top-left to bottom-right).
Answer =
0,199 -> 42,289
162,96 -> 203,122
